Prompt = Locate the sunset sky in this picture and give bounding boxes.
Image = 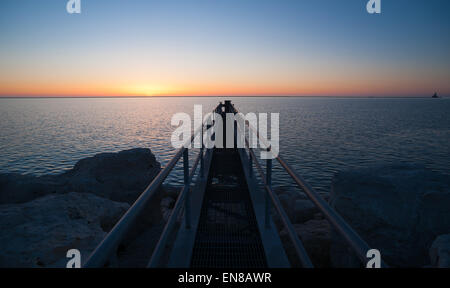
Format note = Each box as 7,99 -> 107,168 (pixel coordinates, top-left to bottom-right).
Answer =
0,0 -> 449,97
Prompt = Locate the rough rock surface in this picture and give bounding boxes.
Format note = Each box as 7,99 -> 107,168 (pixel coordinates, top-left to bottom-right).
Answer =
429,234 -> 450,268
161,197 -> 176,222
275,186 -> 320,224
329,164 -> 450,267
0,173 -> 61,204
292,200 -> 318,223
0,192 -> 129,268
0,148 -> 161,205
280,219 -> 331,267
61,148 -> 161,203
0,148 -> 165,267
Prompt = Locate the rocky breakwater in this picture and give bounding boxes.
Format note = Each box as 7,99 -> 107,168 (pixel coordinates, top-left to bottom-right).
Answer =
276,186 -> 332,267
0,148 -> 163,267
329,164 -> 450,267
0,148 -> 161,205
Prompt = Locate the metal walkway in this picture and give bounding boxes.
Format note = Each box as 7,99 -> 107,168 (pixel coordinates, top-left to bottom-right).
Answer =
190,148 -> 267,268
84,100 -> 388,268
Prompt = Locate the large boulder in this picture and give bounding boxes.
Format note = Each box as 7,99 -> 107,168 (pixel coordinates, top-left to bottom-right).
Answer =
61,148 -> 161,203
429,234 -> 450,268
0,148 -> 161,205
329,164 -> 450,267
0,192 -> 129,268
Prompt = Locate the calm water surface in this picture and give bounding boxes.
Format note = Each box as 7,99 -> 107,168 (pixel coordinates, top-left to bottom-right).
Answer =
0,97 -> 449,194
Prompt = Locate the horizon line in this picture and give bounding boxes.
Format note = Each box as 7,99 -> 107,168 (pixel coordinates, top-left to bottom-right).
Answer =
0,95 -> 446,99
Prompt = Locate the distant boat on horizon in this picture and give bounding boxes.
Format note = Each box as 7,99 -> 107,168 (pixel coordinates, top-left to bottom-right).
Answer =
432,92 -> 439,98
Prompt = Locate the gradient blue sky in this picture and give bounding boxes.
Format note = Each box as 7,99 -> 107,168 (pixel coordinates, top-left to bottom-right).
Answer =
0,0 -> 449,97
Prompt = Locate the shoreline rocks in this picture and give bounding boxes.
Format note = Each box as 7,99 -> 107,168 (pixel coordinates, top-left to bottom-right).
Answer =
2,154 -> 449,268
0,192 -> 129,268
0,148 -> 163,267
61,148 -> 161,204
429,234 -> 450,268
0,173 -> 62,204
280,219 -> 331,267
329,164 -> 450,267
279,164 -> 450,268
0,148 -> 161,205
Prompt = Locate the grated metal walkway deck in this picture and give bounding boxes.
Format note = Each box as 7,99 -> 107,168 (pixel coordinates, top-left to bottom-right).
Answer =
190,149 -> 267,268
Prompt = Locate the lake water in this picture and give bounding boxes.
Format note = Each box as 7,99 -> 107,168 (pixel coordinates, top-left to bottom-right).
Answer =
0,97 -> 449,194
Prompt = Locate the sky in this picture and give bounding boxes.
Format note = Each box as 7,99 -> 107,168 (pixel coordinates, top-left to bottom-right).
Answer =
0,0 -> 449,97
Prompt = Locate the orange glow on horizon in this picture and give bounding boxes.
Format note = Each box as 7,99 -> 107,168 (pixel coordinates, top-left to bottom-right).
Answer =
0,79 -> 446,98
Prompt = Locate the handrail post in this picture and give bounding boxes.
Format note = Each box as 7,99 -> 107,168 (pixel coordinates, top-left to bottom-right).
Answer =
234,118 -> 238,148
248,148 -> 253,178
200,124 -> 204,178
265,150 -> 272,229
183,148 -> 191,229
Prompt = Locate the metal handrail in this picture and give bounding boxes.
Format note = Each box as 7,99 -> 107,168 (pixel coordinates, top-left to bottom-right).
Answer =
147,148 -> 204,267
224,103 -> 314,267
84,106 -> 218,268
277,157 -> 388,267
84,148 -> 185,267
230,103 -> 388,267
242,134 -> 313,268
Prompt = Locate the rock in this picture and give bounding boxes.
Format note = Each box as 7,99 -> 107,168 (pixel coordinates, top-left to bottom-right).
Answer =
0,148 -> 161,205
319,193 -> 330,202
158,185 -> 180,222
274,186 -> 307,200
0,173 -> 61,204
161,197 -> 175,208
313,213 -> 324,220
0,192 -> 129,268
274,186 -> 316,223
430,234 -> 450,267
161,184 -> 180,199
117,223 -> 166,267
62,148 -> 161,203
0,148 -> 167,267
329,164 -> 450,267
292,199 -> 317,223
278,194 -> 293,214
161,197 -> 175,222
280,219 -> 331,267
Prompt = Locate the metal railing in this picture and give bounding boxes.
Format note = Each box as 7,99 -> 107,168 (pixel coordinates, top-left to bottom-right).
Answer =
84,108 -> 215,268
230,103 -> 388,268
147,148 -> 204,267
234,119 -> 313,267
85,101 -> 387,268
